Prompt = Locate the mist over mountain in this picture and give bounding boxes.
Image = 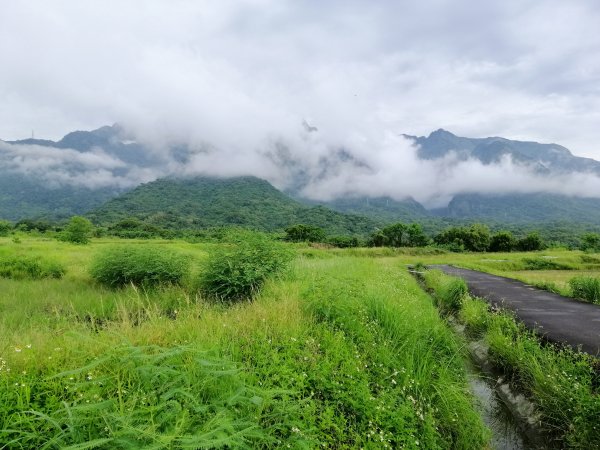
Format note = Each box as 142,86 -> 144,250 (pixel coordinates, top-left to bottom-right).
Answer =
3,124 -> 600,227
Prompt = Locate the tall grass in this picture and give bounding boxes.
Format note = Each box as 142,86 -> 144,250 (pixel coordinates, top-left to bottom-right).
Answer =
0,239 -> 490,448
569,276 -> 600,304
423,270 -> 600,448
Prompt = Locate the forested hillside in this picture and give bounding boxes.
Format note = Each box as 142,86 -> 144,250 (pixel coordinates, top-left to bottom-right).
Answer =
87,176 -> 382,235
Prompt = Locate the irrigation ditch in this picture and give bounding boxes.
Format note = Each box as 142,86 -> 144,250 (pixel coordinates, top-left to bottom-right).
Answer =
410,268 -> 548,450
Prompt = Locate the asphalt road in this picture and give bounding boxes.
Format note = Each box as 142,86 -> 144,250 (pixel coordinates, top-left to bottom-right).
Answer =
433,265 -> 600,356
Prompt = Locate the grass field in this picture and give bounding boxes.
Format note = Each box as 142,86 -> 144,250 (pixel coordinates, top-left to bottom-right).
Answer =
0,237 -> 490,449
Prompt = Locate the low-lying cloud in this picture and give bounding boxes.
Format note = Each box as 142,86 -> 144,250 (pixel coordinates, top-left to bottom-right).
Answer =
5,124 -> 600,209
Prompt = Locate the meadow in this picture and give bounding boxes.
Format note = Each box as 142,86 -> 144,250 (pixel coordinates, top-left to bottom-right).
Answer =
0,237 -> 490,449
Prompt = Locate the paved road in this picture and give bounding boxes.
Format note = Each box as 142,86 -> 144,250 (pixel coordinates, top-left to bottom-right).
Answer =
433,265 -> 600,355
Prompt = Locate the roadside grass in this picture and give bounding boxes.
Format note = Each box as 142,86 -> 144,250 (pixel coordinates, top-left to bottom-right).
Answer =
0,238 -> 489,448
423,269 -> 600,449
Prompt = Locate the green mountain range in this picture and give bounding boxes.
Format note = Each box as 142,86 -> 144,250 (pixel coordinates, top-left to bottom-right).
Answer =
87,176 -> 382,235
3,125 -> 600,231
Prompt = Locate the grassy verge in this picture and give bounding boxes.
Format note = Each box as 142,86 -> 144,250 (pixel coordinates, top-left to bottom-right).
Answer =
422,269 -> 600,449
0,238 -> 488,448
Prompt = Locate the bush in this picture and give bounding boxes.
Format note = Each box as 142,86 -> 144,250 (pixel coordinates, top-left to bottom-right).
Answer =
489,231 -> 515,252
569,276 -> 600,304
62,216 -> 94,244
90,246 -> 190,288
0,255 -> 65,280
327,235 -> 359,248
284,224 -> 326,243
0,220 -> 12,237
200,234 -> 293,302
521,257 -> 573,270
516,232 -> 544,251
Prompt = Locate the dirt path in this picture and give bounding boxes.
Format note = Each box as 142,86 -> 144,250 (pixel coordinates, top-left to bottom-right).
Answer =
433,265 -> 600,355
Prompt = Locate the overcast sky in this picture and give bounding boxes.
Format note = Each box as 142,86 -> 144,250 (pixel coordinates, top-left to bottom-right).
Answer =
1,0 -> 599,158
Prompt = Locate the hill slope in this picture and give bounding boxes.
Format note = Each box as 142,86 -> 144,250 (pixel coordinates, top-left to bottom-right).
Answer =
87,176 -> 382,235
435,193 -> 600,225
0,172 -> 121,221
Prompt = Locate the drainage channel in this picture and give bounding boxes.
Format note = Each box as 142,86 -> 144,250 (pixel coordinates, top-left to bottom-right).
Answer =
410,269 -> 544,449
466,362 -> 532,450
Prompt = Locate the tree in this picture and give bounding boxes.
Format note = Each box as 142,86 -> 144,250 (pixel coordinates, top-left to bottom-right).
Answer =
464,223 -> 491,252
63,216 -> 94,244
489,231 -> 515,252
516,232 -> 544,251
284,224 -> 326,243
434,223 -> 490,252
380,223 -> 406,247
406,223 -> 429,247
580,233 -> 600,252
0,220 -> 12,237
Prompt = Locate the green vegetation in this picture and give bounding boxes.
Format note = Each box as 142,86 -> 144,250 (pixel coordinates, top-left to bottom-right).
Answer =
90,245 -> 190,288
0,220 -> 11,237
87,176 -> 381,236
200,233 -> 292,302
433,223 -> 491,252
422,270 -> 468,314
580,233 -> 600,252
0,254 -> 65,280
423,269 -> 600,448
283,223 -> 326,242
0,236 -> 491,448
62,215 -> 95,244
569,276 -> 600,304
369,222 -> 429,247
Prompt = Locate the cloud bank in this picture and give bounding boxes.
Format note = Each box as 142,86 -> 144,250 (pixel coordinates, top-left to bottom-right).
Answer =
1,1 -> 600,206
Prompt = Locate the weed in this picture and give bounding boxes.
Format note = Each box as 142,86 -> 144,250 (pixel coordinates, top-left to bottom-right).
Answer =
522,257 -> 573,270
569,276 -> 600,304
0,255 -> 65,280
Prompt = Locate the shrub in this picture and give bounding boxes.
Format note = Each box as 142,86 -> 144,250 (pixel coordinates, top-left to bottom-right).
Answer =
200,234 -> 293,302
62,216 -> 94,244
0,255 -> 65,280
284,224 -> 326,243
327,235 -> 359,248
516,232 -> 544,251
521,257 -> 573,270
0,220 -> 12,237
489,231 -> 515,252
90,246 -> 190,288
569,276 -> 600,304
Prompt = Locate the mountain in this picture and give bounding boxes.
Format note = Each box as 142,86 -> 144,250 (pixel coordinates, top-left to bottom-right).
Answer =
3,125 -> 600,230
8,124 -> 159,167
300,196 -> 432,223
405,128 -> 600,175
0,172 -> 121,222
434,192 -> 600,224
87,176 -> 382,235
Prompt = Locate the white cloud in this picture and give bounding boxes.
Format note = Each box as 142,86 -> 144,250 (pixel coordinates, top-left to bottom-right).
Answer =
1,0 -> 600,204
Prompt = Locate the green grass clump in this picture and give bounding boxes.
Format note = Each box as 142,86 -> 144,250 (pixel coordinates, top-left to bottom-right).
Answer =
521,257 -> 574,270
89,246 -> 190,288
0,255 -> 65,280
297,259 -> 489,449
200,233 -> 292,302
569,276 -> 600,304
422,270 -> 467,313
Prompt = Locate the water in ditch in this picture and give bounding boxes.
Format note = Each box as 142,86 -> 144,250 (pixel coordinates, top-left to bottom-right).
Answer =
467,365 -> 533,450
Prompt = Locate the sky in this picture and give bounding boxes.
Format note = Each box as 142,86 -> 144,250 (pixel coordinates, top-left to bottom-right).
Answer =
1,0 -> 600,206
